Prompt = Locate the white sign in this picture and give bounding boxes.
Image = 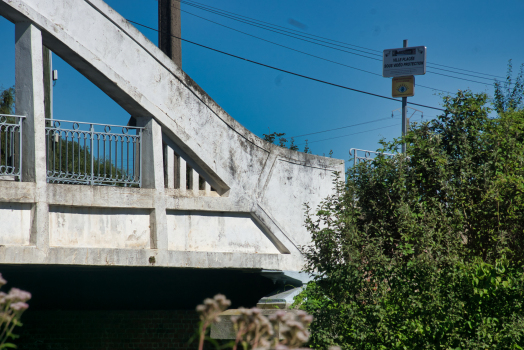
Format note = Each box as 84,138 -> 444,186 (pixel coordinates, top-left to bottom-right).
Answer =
383,46 -> 426,77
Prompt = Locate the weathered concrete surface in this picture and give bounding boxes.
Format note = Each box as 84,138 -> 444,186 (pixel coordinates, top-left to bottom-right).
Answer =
0,0 -> 344,273
167,211 -> 280,254
49,206 -> 151,249
0,246 -> 305,270
0,202 -> 32,245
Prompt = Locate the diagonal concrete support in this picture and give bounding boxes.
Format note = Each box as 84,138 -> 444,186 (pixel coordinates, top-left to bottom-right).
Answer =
136,116 -> 168,250
15,22 -> 49,252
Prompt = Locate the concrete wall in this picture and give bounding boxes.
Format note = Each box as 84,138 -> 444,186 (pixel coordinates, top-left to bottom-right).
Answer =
167,211 -> 280,254
0,0 -> 345,273
49,206 -> 151,249
0,202 -> 32,246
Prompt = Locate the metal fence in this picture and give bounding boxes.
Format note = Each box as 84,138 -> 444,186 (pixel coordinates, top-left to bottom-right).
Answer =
349,148 -> 396,166
0,114 -> 24,181
45,119 -> 143,186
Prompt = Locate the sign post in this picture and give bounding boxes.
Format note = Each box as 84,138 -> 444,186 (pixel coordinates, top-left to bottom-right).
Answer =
383,41 -> 426,153
401,40 -> 408,154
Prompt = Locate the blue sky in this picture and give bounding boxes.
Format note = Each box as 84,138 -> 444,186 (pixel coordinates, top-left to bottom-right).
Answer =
1,0 -> 523,164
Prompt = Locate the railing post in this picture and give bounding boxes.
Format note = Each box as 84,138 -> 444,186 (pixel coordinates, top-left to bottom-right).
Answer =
139,127 -> 143,188
90,123 -> 94,185
190,168 -> 199,195
18,117 -> 23,181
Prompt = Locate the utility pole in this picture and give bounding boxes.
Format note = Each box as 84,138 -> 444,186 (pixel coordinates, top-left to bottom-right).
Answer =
158,0 -> 182,68
401,39 -> 408,154
43,46 -> 52,120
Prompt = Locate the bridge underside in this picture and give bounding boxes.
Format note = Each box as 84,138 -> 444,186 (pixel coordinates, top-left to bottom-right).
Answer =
3,264 -> 281,350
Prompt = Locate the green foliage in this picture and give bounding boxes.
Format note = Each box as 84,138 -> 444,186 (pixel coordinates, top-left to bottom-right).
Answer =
494,60 -> 524,113
303,139 -> 311,154
0,86 -> 14,115
263,131 -> 285,144
46,138 -> 129,184
297,90 -> 524,349
263,130 -> 312,153
289,137 -> 299,151
1,86 -> 17,172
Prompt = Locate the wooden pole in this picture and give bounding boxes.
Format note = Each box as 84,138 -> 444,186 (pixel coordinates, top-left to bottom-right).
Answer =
158,0 -> 182,68
42,46 -> 52,120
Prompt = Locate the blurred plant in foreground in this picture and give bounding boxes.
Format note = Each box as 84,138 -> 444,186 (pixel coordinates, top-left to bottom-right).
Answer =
195,294 -> 330,350
0,273 -> 31,349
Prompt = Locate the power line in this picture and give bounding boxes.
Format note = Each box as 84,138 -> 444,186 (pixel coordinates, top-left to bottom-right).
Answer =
127,19 -> 445,111
428,62 -> 505,79
180,0 -> 382,58
179,7 -> 452,94
177,1 -> 499,85
177,0 -> 507,80
152,0 -> 504,84
299,124 -> 400,145
181,0 -> 383,55
291,117 -> 391,138
180,8 -> 382,77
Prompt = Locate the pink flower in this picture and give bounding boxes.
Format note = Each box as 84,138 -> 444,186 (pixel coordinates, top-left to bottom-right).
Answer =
6,288 -> 32,302
10,302 -> 29,311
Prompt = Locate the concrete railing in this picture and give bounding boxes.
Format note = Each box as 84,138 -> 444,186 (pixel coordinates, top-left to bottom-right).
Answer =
45,119 -> 143,186
162,140 -> 217,197
0,114 -> 24,181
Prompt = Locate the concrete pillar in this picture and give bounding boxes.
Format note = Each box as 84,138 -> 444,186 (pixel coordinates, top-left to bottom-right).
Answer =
15,23 -> 49,251
190,168 -> 199,195
176,156 -> 186,191
136,117 -> 167,250
165,145 -> 175,189
204,181 -> 211,195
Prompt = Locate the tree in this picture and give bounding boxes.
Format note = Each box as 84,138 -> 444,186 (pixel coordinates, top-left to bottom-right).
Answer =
1,87 -> 16,173
295,90 -> 524,349
263,129 -> 312,153
494,60 -> 524,113
0,86 -> 15,115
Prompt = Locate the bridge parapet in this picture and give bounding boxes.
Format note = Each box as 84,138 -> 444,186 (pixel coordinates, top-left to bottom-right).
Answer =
0,0 -> 344,273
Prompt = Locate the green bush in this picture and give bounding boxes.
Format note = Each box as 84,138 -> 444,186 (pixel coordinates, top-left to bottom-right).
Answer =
296,91 -> 524,349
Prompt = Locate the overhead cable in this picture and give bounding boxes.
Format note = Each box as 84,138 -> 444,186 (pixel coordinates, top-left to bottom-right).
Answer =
299,124 -> 400,145
177,0 -> 507,80
127,19 -> 445,111
291,117 -> 391,138
179,7 -> 452,94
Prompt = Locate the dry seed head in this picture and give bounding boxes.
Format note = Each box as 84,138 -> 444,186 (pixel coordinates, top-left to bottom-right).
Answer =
196,294 -> 231,323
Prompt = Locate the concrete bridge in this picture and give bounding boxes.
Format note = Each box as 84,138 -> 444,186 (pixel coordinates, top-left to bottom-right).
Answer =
0,0 -> 342,347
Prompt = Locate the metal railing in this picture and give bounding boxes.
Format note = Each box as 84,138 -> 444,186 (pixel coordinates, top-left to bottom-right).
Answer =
0,114 -> 24,181
349,148 -> 396,166
45,119 -> 143,186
